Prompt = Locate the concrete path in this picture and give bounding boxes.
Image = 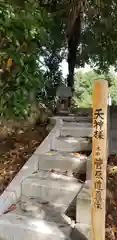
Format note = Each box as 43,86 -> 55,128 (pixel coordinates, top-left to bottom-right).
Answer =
0,114 -> 92,240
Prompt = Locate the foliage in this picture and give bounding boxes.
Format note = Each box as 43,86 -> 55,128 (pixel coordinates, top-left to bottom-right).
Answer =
74,70 -> 117,107
1,0 -> 117,119
77,0 -> 117,72
36,0 -> 117,88
3,1 -> 117,73
0,1 -> 65,118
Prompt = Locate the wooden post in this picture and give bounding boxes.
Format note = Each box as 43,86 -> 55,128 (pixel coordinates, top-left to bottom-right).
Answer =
91,80 -> 108,240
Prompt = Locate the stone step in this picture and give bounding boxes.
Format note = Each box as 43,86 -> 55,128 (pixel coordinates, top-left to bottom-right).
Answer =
51,137 -> 92,152
60,116 -> 91,123
60,126 -> 92,138
61,122 -> 92,129
71,223 -> 90,240
76,181 -> 91,224
58,110 -> 70,114
62,122 -> 91,127
0,213 -> 72,240
13,198 -> 73,225
86,154 -> 92,180
38,152 -> 87,174
44,151 -> 88,158
21,171 -> 83,213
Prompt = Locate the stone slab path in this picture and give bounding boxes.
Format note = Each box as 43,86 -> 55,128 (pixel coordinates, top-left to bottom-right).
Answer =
0,114 -> 92,240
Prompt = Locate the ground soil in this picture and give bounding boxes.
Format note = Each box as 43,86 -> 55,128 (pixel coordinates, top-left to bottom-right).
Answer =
0,123 -> 48,195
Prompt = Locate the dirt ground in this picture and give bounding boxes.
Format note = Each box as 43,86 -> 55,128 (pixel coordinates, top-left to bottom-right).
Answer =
0,123 -> 48,195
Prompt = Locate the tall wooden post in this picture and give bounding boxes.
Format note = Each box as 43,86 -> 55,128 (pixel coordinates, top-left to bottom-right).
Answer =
91,80 -> 108,240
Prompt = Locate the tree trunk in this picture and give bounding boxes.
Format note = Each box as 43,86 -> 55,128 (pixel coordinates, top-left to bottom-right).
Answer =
67,15 -> 81,92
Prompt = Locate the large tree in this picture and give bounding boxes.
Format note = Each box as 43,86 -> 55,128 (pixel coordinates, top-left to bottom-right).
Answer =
38,0 -> 83,91
2,0 -> 117,99
37,0 -> 117,90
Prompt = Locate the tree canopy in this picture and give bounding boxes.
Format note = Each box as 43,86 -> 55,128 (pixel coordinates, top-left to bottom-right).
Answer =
74,70 -> 117,107
35,0 -> 117,88
1,0 -> 117,118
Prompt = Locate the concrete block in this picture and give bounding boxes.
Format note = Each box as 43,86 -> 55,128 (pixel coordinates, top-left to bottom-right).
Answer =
4,154 -> 39,198
51,137 -> 92,152
16,197 -> 73,225
108,130 -> 117,153
62,122 -> 91,127
0,154 -> 41,216
0,213 -> 72,240
61,116 -> 91,123
86,154 -> 92,181
71,223 -> 90,240
38,152 -> 87,175
76,182 -> 91,224
34,119 -> 63,155
0,190 -> 17,216
21,171 -> 83,213
60,126 -> 92,138
109,140 -> 117,154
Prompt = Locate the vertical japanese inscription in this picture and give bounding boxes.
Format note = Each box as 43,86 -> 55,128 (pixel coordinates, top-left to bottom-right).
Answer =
94,109 -> 104,139
94,147 -> 103,209
93,109 -> 104,209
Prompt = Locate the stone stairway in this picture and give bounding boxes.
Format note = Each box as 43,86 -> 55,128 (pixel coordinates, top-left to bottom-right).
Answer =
0,114 -> 92,240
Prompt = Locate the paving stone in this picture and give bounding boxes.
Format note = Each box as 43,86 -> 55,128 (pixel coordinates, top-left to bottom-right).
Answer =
70,223 -> 90,240
51,137 -> 92,152
38,152 -> 87,175
21,171 -> 83,213
76,182 -> 91,224
0,213 -> 72,240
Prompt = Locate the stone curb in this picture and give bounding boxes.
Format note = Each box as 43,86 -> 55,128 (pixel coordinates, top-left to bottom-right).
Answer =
0,118 -> 63,215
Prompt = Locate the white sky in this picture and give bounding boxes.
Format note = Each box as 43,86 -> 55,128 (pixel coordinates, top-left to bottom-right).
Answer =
60,60 -> 91,78
60,60 -> 117,77
40,56 -> 117,77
